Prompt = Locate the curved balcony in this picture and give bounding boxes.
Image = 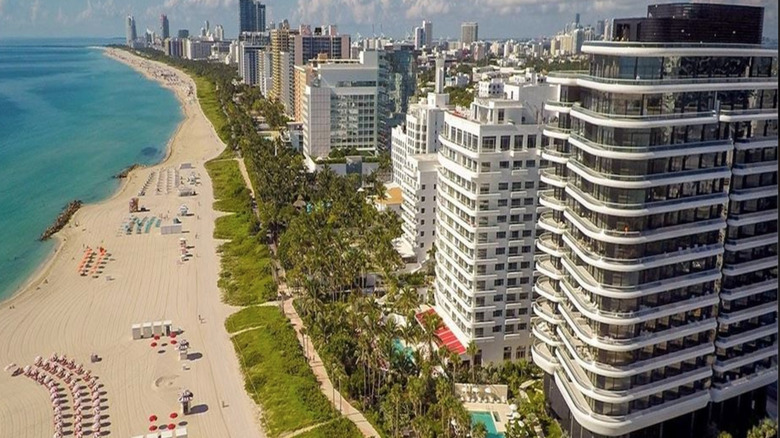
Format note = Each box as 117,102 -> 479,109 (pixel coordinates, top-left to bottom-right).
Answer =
726,208 -> 778,227
570,104 -> 718,129
729,185 -> 779,202
538,211 -> 567,234
534,299 -> 564,325
541,146 -> 570,164
559,302 -> 717,352
563,210 -> 726,245
567,159 -> 732,190
715,323 -> 778,350
540,168 -> 568,188
534,276 -> 564,303
710,365 -> 779,403
713,345 -> 777,374
558,325 -> 715,379
721,255 -> 778,277
566,184 -> 728,218
543,124 -> 571,140
569,133 -> 734,160
731,160 -> 778,176
544,100 -> 574,114
536,254 -> 564,280
536,232 -> 563,257
557,347 -> 713,404
560,277 -> 720,326
531,340 -> 559,374
563,232 -> 724,273
539,189 -> 566,211
720,278 -> 778,301
552,366 -> 711,438
533,319 -> 562,347
560,252 -> 722,300
719,108 -> 779,123
724,232 -> 778,252
717,301 -> 779,325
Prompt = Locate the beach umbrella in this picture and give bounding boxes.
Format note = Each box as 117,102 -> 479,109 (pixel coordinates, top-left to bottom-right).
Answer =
151,342 -> 158,347
149,415 -> 158,422
168,423 -> 176,430
149,425 -> 157,431
170,412 -> 178,419
171,340 -> 177,345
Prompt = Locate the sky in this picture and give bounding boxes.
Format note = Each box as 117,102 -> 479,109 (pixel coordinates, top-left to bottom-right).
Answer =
0,0 -> 776,41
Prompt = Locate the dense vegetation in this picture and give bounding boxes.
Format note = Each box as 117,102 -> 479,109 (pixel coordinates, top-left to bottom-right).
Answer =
228,306 -> 343,436
206,159 -> 277,305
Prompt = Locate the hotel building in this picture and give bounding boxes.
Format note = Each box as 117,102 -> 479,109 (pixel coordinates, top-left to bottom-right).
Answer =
533,3 -> 778,437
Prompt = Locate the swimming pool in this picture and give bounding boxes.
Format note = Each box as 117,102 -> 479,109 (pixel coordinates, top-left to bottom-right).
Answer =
470,411 -> 504,438
392,338 -> 415,361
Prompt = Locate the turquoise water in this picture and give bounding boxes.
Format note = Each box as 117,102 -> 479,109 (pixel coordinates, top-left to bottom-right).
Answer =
0,38 -> 183,300
392,338 -> 415,361
470,411 -> 504,438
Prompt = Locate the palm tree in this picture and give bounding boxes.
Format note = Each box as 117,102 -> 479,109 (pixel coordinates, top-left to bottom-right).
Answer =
466,341 -> 478,382
472,422 -> 489,438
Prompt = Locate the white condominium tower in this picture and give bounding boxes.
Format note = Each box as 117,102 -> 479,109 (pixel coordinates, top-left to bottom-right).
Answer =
302,51 -> 381,162
433,95 -> 546,364
533,3 -> 777,438
391,58 -> 449,263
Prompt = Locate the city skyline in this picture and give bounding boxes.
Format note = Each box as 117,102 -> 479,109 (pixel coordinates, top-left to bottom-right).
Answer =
0,0 -> 777,41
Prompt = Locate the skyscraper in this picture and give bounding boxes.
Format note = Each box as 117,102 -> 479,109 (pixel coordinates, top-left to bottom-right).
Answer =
125,15 -> 137,46
414,26 -> 425,50
214,24 -> 225,41
461,22 -> 478,45
239,0 -> 266,33
423,20 -> 433,47
160,14 -> 170,40
177,29 -> 189,39
536,3 -> 777,437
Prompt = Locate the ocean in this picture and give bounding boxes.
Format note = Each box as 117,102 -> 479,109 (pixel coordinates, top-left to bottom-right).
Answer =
0,38 -> 183,300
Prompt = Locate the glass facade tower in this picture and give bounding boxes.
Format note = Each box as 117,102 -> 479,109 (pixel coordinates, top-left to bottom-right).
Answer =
534,3 -> 778,438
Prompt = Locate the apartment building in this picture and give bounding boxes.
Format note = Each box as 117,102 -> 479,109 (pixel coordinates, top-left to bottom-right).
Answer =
301,51 -> 381,162
433,96 -> 548,364
533,3 -> 778,437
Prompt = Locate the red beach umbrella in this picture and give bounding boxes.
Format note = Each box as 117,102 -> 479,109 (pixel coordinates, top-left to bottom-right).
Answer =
169,412 -> 178,419
151,342 -> 158,347
168,423 -> 176,430
149,425 -> 157,431
171,340 -> 177,345
170,333 -> 177,339
149,414 -> 157,422
154,335 -> 160,340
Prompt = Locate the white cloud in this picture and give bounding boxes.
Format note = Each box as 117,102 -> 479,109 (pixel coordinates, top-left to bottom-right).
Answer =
30,0 -> 41,21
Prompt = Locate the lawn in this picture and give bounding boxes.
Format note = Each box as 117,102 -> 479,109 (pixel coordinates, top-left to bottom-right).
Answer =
225,305 -> 275,334
230,307 -> 337,437
294,418 -> 363,438
192,75 -> 229,143
206,159 -> 277,305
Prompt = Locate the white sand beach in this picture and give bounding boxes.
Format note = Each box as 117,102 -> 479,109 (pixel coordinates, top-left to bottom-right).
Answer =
0,48 -> 265,438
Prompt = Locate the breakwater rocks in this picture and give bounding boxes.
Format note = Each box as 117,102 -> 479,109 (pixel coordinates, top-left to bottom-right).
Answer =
114,164 -> 140,179
40,200 -> 83,241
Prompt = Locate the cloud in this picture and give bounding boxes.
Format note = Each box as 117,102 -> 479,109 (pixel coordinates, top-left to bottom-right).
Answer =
30,0 -> 41,21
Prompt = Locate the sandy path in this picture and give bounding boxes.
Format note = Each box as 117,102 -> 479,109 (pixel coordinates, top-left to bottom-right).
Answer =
0,48 -> 265,438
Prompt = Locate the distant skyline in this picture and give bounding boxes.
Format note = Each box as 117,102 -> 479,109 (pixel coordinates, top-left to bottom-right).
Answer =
0,0 -> 777,41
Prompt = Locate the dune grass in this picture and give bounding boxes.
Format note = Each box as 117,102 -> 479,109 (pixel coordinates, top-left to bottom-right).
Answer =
192,75 -> 229,143
225,305 -> 274,334
230,307 -> 337,437
295,418 -> 363,438
205,159 -> 276,305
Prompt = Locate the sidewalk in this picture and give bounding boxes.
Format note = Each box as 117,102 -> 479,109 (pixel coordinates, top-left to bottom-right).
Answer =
282,297 -> 380,438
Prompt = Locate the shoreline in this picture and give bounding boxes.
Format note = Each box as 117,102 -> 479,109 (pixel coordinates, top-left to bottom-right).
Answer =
0,46 -> 265,438
2,47 -> 190,305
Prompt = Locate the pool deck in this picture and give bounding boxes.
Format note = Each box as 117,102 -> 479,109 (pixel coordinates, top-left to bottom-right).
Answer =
465,402 -> 513,434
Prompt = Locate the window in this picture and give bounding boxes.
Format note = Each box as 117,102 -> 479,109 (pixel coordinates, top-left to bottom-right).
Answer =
497,232 -> 507,239
514,135 -> 524,150
508,262 -> 518,271
522,230 -> 532,237
493,325 -> 502,333
498,199 -> 508,207
522,246 -> 531,253
501,136 -> 511,151
521,262 -> 530,269
421,196 -> 426,202
498,182 -> 509,190
497,215 -> 507,223
523,214 -> 533,221
495,263 -> 505,271
494,279 -> 504,286
500,161 -> 510,169
481,162 -> 491,172
421,184 -> 426,190
520,277 -> 530,284
504,347 -> 512,360
513,160 -> 523,169
525,181 -> 535,189
420,231 -> 425,236
524,197 -> 534,205
512,182 -> 523,191
526,160 -> 536,168
507,278 -> 517,287
527,136 -> 537,149
496,248 -> 506,256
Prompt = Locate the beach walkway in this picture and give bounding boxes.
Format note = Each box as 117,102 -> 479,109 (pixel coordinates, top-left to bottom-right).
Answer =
231,155 -> 380,437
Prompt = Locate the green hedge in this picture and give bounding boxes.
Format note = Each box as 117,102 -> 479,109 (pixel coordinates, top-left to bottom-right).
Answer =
230,307 -> 337,437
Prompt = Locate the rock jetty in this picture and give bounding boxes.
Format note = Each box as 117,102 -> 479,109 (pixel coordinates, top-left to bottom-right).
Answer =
39,200 -> 83,241
114,164 -> 139,179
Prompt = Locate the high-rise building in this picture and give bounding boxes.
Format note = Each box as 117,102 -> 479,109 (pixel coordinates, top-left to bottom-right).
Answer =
571,28 -> 584,54
423,20 -> 433,47
125,15 -> 137,46
270,26 -> 296,101
536,3 -> 777,437
292,28 -> 350,66
239,0 -> 266,33
391,58 -> 449,263
302,51 -> 382,162
596,19 -> 605,38
164,38 -> 185,58
160,14 -> 170,40
431,82 -> 555,364
177,29 -> 189,39
414,27 -> 425,50
214,24 -> 225,41
575,13 -> 580,28
461,22 -> 478,45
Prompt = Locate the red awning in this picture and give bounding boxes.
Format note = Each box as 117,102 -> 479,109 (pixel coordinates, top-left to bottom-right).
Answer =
414,308 -> 466,355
